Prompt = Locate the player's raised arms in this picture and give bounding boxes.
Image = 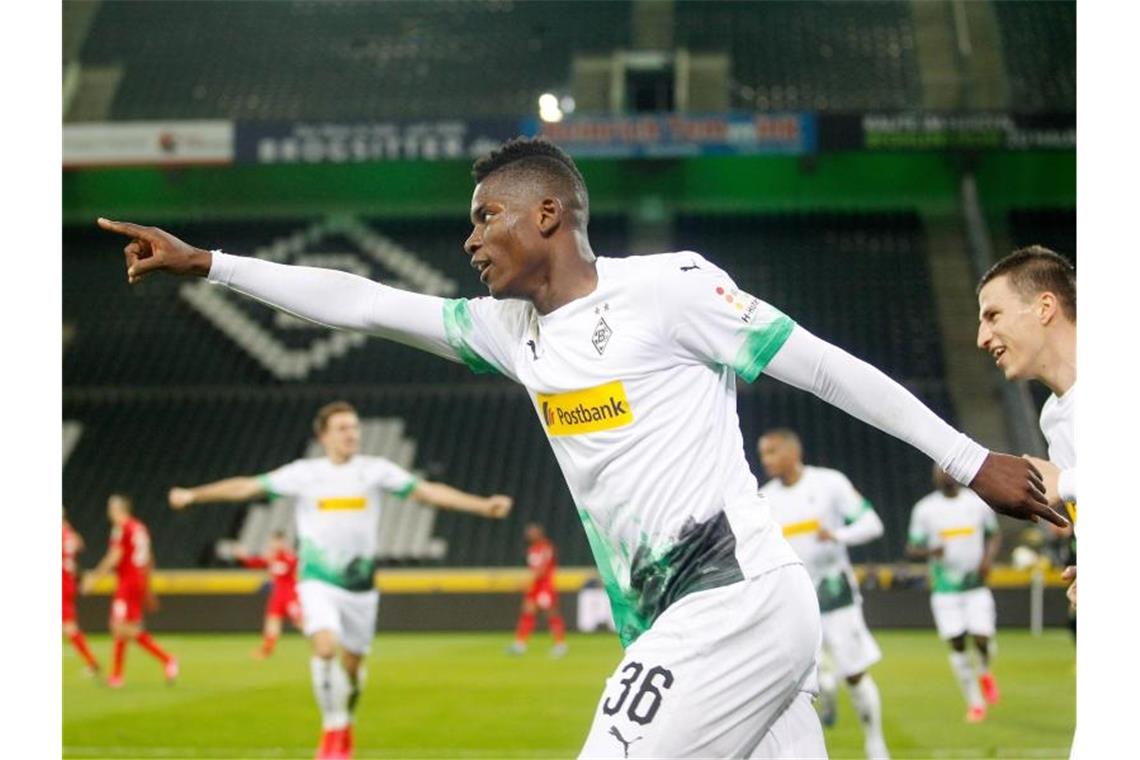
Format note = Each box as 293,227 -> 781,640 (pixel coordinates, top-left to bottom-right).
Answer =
97,217 -> 1064,532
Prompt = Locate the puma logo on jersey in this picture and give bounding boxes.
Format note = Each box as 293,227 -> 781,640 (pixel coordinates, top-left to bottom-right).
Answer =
537,381 -> 633,437
526,339 -> 539,360
680,261 -> 700,272
608,726 -> 643,757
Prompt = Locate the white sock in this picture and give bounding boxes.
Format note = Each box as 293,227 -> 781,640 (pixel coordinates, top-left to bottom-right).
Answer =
949,651 -> 983,708
849,675 -> 889,759
310,656 -> 351,730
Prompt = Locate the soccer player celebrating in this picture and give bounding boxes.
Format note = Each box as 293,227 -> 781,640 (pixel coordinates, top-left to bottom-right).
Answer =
63,511 -> 101,676
101,137 -> 1061,757
234,531 -> 302,660
82,494 -> 178,688
508,523 -> 567,658
907,467 -> 1002,723
976,247 -> 1076,601
758,430 -> 890,760
167,400 -> 512,760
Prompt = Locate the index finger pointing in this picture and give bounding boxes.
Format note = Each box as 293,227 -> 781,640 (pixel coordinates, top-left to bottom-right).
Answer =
98,217 -> 154,240
1037,503 -> 1070,529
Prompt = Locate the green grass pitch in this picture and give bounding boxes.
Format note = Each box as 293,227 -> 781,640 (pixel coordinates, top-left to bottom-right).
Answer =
64,630 -> 1074,759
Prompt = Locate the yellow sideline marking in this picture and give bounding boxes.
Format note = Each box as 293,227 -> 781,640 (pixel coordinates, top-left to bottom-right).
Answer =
78,564 -> 1070,595
80,567 -> 602,595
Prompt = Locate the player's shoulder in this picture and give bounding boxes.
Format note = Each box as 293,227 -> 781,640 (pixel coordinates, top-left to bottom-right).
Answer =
807,466 -> 850,487
462,295 -> 535,335
911,490 -> 942,512
607,250 -> 729,280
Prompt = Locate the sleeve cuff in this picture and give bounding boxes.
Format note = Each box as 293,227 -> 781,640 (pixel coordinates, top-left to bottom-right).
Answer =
206,249 -> 234,284
1058,467 -> 1077,503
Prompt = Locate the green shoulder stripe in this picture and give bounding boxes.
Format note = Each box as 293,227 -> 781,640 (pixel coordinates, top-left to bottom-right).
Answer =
442,299 -> 503,376
734,315 -> 796,383
257,474 -> 280,502
392,477 -> 419,499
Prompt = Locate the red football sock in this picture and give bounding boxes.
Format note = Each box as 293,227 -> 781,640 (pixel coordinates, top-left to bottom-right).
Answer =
261,633 -> 278,656
549,615 -> 566,644
515,612 -> 536,643
112,637 -> 127,679
69,631 -> 100,670
135,631 -> 172,664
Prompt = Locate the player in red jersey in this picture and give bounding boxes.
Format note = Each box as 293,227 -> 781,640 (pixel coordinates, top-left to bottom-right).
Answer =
83,494 -> 178,688
63,512 -> 101,675
508,523 -> 567,657
235,531 -> 303,659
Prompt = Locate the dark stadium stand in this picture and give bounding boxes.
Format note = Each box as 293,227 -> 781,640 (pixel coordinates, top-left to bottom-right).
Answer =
675,0 -> 923,111
79,0 -> 632,121
1006,208 -> 1076,265
65,211 -> 951,567
993,1 -> 1076,112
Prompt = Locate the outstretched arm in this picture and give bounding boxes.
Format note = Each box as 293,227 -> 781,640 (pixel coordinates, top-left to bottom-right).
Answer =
830,507 -> 884,547
169,476 -> 266,510
409,480 -> 512,519
98,219 -> 460,361
765,326 -> 1064,527
82,545 -> 122,592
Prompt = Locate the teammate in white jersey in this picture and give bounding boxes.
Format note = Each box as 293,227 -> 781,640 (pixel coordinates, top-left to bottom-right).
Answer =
759,429 -> 889,760
167,400 -> 512,760
976,246 -> 1076,605
907,467 -> 1002,723
101,137 -> 1061,758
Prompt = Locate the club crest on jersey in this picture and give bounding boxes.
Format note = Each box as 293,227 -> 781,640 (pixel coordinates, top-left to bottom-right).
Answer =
591,316 -> 613,355
537,380 -> 633,437
714,285 -> 762,324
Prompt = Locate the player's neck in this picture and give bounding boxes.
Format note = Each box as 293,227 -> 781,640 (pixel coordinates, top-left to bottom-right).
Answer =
326,452 -> 353,465
531,234 -> 597,316
1035,326 -> 1076,397
780,464 -> 805,487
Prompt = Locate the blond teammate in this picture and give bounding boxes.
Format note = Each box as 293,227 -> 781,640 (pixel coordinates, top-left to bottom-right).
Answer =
759,430 -> 890,760
167,401 -> 511,760
101,137 -> 1060,758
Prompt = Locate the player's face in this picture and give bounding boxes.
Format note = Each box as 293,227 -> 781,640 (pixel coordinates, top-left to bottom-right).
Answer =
759,436 -> 797,479
320,411 -> 361,460
107,496 -> 128,524
525,524 -> 542,542
977,276 -> 1046,381
465,179 -> 548,300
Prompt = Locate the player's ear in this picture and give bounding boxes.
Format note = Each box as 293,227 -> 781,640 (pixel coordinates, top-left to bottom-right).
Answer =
1037,292 -> 1058,325
536,197 -> 563,237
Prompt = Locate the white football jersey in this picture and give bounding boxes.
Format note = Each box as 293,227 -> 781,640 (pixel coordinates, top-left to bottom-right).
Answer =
260,456 -> 417,591
760,466 -> 868,611
907,488 -> 997,593
442,252 -> 801,646
1039,383 -> 1076,471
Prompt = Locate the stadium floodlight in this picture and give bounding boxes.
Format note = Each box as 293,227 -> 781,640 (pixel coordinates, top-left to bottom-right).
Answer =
538,92 -> 563,122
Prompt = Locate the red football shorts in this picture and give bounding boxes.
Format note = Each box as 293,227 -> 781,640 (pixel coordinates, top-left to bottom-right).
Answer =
110,584 -> 146,624
526,582 -> 558,611
267,587 -> 302,624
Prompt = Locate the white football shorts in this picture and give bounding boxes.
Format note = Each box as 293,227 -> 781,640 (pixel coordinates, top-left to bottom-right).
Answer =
579,562 -> 826,758
297,579 -> 379,655
931,587 -> 996,639
820,603 -> 882,678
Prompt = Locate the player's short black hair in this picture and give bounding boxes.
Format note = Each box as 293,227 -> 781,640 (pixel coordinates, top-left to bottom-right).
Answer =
471,137 -> 589,226
978,245 -> 1076,322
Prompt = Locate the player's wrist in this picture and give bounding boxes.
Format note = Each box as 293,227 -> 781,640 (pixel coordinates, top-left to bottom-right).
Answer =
189,248 -> 214,278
